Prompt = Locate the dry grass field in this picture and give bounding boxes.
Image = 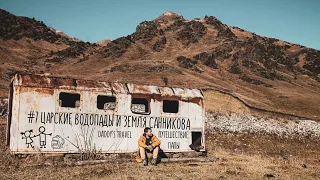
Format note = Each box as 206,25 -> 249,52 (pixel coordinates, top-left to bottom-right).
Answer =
1,120 -> 319,180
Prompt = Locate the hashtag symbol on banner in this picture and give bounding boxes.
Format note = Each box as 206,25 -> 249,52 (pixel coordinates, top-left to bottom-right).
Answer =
28,111 -> 35,123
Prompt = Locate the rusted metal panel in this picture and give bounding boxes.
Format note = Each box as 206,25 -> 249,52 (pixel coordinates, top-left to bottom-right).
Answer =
158,87 -> 174,97
8,74 -> 205,154
110,83 -> 127,94
127,83 -> 160,95
15,74 -> 204,99
173,88 -> 203,98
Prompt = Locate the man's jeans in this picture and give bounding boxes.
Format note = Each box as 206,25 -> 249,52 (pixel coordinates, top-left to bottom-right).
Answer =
139,146 -> 159,159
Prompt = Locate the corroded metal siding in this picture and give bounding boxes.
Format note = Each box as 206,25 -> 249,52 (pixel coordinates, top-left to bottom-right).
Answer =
8,74 -> 205,154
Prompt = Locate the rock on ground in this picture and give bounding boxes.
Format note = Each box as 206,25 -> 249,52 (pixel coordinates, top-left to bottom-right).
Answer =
205,112 -> 320,139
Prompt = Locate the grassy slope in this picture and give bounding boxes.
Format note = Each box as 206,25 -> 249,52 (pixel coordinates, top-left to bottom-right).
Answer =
0,10 -> 319,119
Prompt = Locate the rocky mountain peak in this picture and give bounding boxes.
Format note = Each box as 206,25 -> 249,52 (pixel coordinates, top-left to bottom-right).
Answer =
48,26 -> 81,42
161,11 -> 182,17
154,11 -> 184,23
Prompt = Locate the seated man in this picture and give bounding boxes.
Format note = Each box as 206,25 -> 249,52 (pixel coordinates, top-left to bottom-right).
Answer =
137,127 -> 160,166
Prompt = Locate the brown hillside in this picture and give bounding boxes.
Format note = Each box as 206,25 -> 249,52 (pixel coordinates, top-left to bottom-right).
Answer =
0,10 -> 319,119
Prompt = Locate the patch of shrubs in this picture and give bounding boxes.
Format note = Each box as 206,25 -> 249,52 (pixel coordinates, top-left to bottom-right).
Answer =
239,74 -> 272,87
132,21 -> 159,42
300,48 -> 320,75
204,16 -> 224,31
103,36 -> 133,58
0,9 -> 60,43
230,59 -> 242,74
45,57 -> 64,63
237,38 -> 300,80
193,52 -> 218,69
164,19 -> 185,31
146,65 -> 168,72
153,36 -> 167,52
177,56 -> 198,69
176,21 -> 206,45
57,41 -> 90,58
217,27 -> 236,40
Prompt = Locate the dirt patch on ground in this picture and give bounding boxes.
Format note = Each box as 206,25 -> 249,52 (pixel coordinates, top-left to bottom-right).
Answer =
206,132 -> 320,160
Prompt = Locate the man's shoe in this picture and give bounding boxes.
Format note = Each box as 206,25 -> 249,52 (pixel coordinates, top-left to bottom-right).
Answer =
142,159 -> 148,166
151,158 -> 157,166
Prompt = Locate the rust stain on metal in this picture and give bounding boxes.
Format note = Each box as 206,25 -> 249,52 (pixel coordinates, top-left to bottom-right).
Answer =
35,88 -> 54,95
158,87 -> 174,97
21,75 -> 74,88
14,73 -> 204,101
185,97 -> 204,107
111,83 -> 127,94
127,84 -> 160,95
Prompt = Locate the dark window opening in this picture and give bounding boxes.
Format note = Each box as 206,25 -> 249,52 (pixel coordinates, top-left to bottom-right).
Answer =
131,98 -> 149,114
163,100 -> 179,113
59,92 -> 80,108
189,132 -> 202,152
97,95 -> 116,110
191,132 -> 202,147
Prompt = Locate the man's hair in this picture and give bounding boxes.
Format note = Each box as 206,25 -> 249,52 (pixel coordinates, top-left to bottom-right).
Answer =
144,127 -> 151,133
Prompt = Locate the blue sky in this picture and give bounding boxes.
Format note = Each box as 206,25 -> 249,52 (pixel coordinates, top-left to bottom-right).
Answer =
0,0 -> 319,49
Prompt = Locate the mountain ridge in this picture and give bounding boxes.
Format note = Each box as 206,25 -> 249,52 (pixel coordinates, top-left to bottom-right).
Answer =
0,9 -> 319,119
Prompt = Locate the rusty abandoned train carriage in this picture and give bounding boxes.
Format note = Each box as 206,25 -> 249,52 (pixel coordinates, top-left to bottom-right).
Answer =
7,74 -> 205,154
